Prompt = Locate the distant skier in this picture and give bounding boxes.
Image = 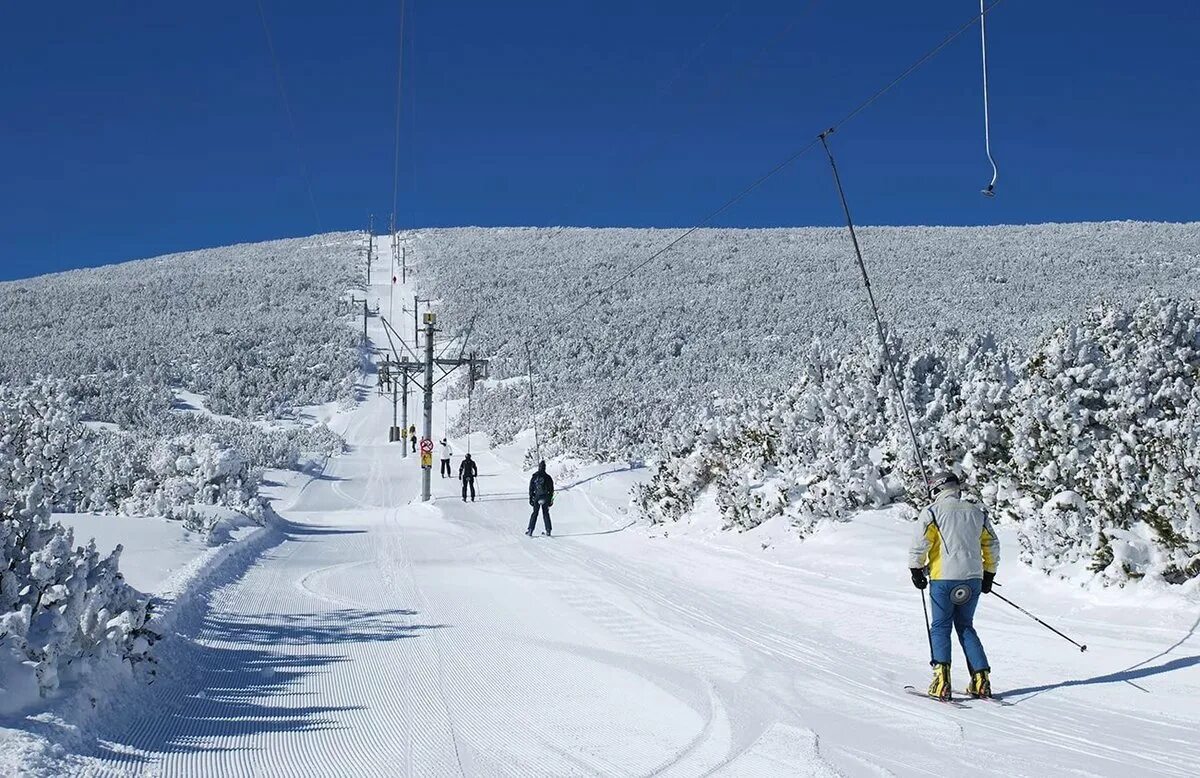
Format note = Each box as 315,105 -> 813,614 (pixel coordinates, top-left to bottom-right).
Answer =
459,453 -> 477,502
526,461 -> 555,537
908,471 -> 1000,701
440,438 -> 454,478
409,425 -> 417,453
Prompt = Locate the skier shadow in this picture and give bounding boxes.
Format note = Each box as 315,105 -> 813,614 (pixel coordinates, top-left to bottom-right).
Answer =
431,489 -> 524,503
87,606 -> 447,761
1002,655 -> 1200,703
278,520 -> 367,538
561,463 -> 644,491
553,520 -> 637,538
1004,614 -> 1200,703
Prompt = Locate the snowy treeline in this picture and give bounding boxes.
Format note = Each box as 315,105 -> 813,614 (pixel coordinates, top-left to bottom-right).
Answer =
1,496 -> 153,714
0,235 -> 367,712
635,299 -> 1200,586
0,416 -> 154,714
0,234 -> 362,420
419,222 -> 1200,460
0,382 -> 268,528
0,235 -> 358,520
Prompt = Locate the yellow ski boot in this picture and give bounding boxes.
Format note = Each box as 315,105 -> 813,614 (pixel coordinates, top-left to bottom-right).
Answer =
928,663 -> 952,701
966,669 -> 992,699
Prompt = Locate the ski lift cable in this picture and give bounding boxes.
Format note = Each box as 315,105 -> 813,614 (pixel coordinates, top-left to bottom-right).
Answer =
392,0 -> 409,227
557,0 -> 1010,324
979,0 -> 999,197
409,17 -> 419,230
453,316 -> 477,363
656,4 -> 739,98
466,389 -> 473,455
536,0 -> 823,249
380,316 -> 422,364
255,0 -> 322,231
525,339 -> 542,462
818,132 -> 932,498
436,315 -> 476,361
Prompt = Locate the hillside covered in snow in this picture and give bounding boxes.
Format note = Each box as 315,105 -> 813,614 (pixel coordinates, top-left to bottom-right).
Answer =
418,222 -> 1200,458
416,222 -> 1200,588
0,235 -> 364,708
2,227 -> 1198,777
0,234 -> 363,511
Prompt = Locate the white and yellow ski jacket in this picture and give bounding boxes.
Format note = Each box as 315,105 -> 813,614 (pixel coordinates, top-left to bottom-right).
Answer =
908,492 -> 1000,581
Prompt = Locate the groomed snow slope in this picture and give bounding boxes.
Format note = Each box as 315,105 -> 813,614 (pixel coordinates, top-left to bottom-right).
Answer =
16,243 -> 1195,778
59,395 -> 1199,776
64,393 -> 1200,777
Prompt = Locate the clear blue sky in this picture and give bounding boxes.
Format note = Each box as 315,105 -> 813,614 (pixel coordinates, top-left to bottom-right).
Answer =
2,1 -> 1196,281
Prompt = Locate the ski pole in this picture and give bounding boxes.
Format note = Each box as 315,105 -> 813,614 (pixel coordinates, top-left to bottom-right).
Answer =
920,589 -> 935,664
990,591 -> 1087,652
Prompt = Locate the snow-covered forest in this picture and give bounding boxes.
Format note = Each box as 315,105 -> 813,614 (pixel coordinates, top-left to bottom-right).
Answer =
0,236 -> 363,705
0,234 -> 362,522
634,299 -> 1200,587
423,222 -> 1200,457
419,223 -> 1200,587
2,225 -> 1198,774
0,234 -> 362,419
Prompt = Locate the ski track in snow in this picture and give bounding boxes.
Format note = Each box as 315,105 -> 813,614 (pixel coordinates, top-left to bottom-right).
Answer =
50,251 -> 1200,778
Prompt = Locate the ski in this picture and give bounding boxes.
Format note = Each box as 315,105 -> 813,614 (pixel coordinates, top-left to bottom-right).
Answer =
903,685 -> 968,708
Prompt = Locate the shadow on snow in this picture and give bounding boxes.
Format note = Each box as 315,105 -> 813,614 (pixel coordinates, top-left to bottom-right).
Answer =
87,606 -> 446,763
1004,654 -> 1200,702
72,515 -> 446,764
1005,612 -> 1199,702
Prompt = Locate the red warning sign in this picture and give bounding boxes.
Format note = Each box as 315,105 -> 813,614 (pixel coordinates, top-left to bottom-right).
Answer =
420,438 -> 434,454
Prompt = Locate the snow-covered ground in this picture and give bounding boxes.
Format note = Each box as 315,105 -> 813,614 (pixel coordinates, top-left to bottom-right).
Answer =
53,514 -> 214,594
3,238 -> 1196,777
19,391 -> 1197,776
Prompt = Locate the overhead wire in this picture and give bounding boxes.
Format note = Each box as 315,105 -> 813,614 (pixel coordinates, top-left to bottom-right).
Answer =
509,0 -> 1011,472
525,340 -> 542,463
535,0 -> 823,249
392,0 -> 409,228
819,131 -> 932,496
255,0 -> 322,231
553,0 -> 1011,325
979,0 -> 999,196
655,4 -> 740,97
408,10 -> 419,229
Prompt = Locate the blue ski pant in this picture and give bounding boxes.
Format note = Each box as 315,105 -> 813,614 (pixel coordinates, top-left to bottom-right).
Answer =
929,579 -> 989,671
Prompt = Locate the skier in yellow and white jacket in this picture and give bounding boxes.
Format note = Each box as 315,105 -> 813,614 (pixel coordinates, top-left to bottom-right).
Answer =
908,471 -> 1000,700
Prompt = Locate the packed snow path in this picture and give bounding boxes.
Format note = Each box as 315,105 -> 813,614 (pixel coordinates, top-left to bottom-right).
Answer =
83,386 -> 1200,776
83,252 -> 1199,777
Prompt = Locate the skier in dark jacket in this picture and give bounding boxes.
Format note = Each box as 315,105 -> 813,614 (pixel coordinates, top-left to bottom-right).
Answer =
459,453 -> 477,502
527,461 -> 554,536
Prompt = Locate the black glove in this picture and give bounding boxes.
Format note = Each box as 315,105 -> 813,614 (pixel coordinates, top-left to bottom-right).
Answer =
910,568 -> 927,590
982,571 -> 995,594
